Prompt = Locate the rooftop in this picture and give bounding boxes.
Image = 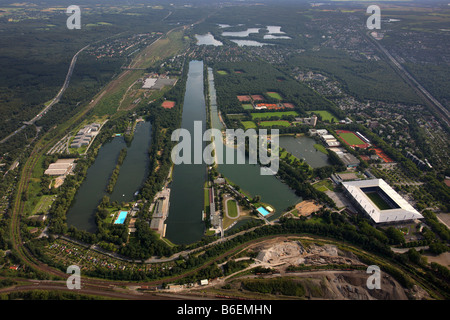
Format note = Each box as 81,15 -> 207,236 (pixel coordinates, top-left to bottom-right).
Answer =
342,179 -> 423,223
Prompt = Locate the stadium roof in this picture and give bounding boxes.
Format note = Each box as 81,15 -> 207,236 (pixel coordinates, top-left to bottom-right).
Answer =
342,179 -> 423,223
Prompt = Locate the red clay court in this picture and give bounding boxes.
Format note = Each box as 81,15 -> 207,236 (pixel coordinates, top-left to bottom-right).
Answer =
251,95 -> 264,101
283,103 -> 295,109
161,101 -> 176,109
237,95 -> 252,102
372,147 -> 394,163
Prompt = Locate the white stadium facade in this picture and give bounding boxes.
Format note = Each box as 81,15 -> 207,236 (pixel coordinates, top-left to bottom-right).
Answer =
342,179 -> 423,224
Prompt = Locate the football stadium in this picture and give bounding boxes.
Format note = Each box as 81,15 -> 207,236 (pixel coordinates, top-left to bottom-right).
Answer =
342,179 -> 423,224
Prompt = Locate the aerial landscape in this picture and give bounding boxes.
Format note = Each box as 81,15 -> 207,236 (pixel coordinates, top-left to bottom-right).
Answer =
0,0 -> 449,310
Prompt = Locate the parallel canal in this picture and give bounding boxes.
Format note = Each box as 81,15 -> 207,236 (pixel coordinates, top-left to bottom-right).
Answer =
207,67 -> 302,221
66,121 -> 152,233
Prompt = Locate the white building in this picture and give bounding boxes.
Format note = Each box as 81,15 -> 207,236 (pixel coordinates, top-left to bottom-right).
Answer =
342,179 -> 423,224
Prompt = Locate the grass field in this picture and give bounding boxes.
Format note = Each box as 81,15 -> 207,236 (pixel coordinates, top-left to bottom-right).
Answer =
338,132 -> 365,146
266,91 -> 283,100
259,120 -> 290,127
251,111 -> 298,119
314,143 -> 329,155
241,121 -> 257,129
32,195 -> 56,215
365,192 -> 392,211
217,70 -> 228,75
227,199 -> 239,218
280,150 -> 298,162
308,110 -> 338,123
242,104 -> 254,110
313,180 -> 335,192
204,186 -> 210,214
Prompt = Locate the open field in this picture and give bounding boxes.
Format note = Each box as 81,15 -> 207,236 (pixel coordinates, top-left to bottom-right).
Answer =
258,120 -> 291,127
313,179 -> 335,192
94,30 -> 186,115
227,199 -> 239,218
241,121 -> 257,129
242,104 -> 253,110
266,91 -> 283,100
31,195 -> 55,215
307,110 -> 338,123
314,143 -> 329,155
251,111 -> 298,119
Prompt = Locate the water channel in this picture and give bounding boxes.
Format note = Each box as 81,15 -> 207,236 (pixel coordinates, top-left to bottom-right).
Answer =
66,121 -> 152,233
164,60 -> 207,245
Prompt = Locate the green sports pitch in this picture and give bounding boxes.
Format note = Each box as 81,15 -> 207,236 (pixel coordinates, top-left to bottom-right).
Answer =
338,132 -> 365,146
251,111 -> 298,119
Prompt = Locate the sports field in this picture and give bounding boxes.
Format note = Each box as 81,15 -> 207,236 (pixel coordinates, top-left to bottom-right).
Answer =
237,95 -> 252,102
217,70 -> 228,75
267,91 -> 283,100
251,111 -> 298,119
241,121 -> 257,129
161,101 -> 175,109
259,120 -> 290,127
336,130 -> 368,147
307,110 -> 338,123
242,104 -> 254,110
227,199 -> 239,218
365,192 -> 392,210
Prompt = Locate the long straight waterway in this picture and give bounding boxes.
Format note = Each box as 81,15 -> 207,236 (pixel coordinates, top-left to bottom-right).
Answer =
66,121 -> 152,233
164,60 -> 207,245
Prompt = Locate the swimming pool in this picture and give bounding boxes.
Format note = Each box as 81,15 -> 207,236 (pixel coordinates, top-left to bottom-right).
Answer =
114,211 -> 128,224
257,207 -> 270,216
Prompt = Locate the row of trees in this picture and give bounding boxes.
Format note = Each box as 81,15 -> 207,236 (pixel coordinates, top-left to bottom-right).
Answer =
106,148 -> 127,194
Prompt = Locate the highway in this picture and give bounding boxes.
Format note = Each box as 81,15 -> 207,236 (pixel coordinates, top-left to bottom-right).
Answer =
363,31 -> 450,127
0,44 -> 90,144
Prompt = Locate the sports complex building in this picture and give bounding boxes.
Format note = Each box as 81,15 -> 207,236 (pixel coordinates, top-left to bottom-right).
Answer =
342,179 -> 423,224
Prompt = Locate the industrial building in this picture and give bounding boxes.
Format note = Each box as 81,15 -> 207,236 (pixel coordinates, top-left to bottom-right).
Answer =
70,123 -> 101,149
149,188 -> 171,237
44,158 -> 76,176
342,179 -> 423,224
338,152 -> 360,168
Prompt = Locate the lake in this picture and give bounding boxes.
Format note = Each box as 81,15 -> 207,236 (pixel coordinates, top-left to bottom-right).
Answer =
195,33 -> 223,46
66,121 -> 152,233
279,135 -> 330,168
207,67 -> 302,221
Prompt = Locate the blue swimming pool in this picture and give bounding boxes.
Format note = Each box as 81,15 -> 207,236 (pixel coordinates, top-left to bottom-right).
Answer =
114,211 -> 128,224
257,207 -> 270,216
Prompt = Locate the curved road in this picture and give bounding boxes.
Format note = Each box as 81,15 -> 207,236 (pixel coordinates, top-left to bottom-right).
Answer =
0,44 -> 90,144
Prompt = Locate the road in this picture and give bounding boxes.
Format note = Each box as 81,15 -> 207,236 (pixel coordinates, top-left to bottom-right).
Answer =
363,30 -> 450,127
0,44 -> 90,144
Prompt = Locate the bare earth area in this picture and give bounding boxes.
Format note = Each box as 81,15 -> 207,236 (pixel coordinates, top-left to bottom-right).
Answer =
179,238 -> 431,300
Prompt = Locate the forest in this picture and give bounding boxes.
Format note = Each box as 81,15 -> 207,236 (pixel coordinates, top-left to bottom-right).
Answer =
211,60 -> 335,117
